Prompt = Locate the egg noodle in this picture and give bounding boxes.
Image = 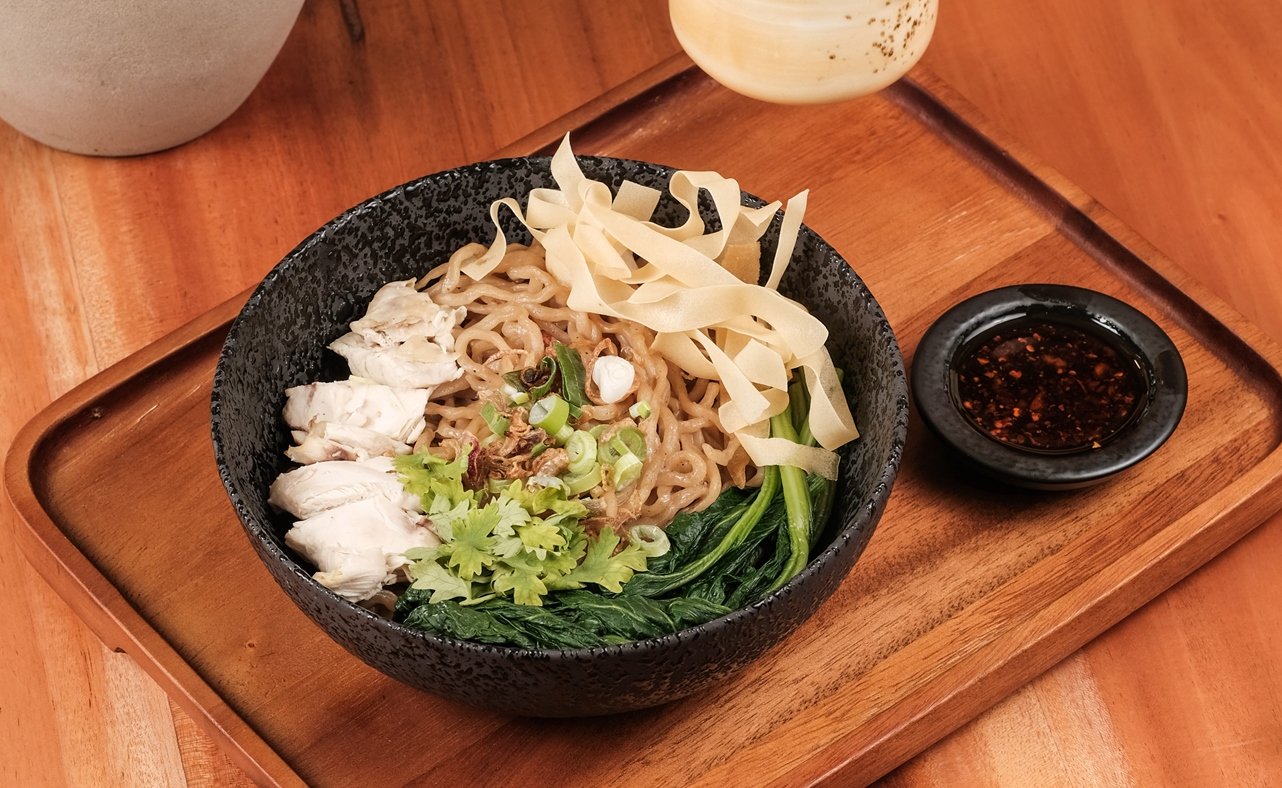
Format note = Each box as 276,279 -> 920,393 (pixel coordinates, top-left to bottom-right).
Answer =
411,137 -> 856,531
466,138 -> 856,469
270,138 -> 865,623
417,242 -> 752,530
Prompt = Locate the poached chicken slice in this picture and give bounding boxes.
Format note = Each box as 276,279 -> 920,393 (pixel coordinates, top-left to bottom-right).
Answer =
283,380 -> 429,445
269,456 -> 418,520
285,421 -> 412,465
284,497 -> 439,602
328,280 -> 466,390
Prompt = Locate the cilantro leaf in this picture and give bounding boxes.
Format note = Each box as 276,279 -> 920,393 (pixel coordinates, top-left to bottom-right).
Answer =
448,504 -> 501,580
517,521 -> 567,560
493,551 -> 551,606
550,528 -> 649,593
492,495 -> 530,535
395,448 -> 472,512
403,545 -> 444,563
396,446 -> 653,610
408,561 -> 473,603
542,531 -> 587,579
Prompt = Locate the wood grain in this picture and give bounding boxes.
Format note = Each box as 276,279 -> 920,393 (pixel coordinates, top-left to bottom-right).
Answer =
4,0 -> 1282,784
881,2 -> 1282,783
0,1 -> 679,785
10,65 -> 1282,785
925,1 -> 1282,340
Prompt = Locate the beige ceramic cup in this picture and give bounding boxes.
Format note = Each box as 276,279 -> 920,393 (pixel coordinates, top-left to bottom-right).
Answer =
0,0 -> 304,156
669,0 -> 939,104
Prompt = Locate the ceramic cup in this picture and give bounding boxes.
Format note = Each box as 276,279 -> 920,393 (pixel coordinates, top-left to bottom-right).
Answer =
0,0 -> 304,156
669,0 -> 939,104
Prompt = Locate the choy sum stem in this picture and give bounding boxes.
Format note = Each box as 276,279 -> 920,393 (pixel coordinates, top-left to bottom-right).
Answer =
766,409 -> 813,594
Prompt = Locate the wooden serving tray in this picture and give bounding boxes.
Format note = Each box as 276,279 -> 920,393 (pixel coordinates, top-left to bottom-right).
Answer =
10,65 -> 1282,787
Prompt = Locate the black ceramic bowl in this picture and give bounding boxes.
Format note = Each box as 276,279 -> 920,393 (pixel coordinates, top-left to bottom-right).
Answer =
211,155 -> 908,717
912,284 -> 1187,490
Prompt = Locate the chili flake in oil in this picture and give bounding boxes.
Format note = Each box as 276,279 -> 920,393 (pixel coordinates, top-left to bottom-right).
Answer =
953,319 -> 1143,451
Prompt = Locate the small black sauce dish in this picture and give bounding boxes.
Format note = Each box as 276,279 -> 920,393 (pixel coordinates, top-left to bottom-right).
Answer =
911,284 -> 1187,490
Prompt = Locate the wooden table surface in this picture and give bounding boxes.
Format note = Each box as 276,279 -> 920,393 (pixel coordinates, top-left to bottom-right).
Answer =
1,1 -> 1278,785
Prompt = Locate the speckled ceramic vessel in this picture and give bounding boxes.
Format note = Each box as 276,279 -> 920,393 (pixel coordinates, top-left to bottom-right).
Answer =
211,156 -> 908,717
911,284 -> 1186,490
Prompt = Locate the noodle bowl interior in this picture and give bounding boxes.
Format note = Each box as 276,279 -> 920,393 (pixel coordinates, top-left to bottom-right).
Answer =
264,141 -> 860,649
420,240 -> 756,532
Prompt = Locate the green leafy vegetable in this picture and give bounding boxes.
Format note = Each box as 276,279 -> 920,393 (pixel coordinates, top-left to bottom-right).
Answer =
809,471 -> 836,548
446,503 -> 501,580
622,465 -> 780,598
395,447 -> 470,513
644,487 -> 751,575
392,370 -> 847,649
396,455 -> 641,607
765,409 -> 812,594
403,597 -> 600,650
504,355 -> 558,400
491,549 -> 552,605
406,561 -> 473,604
549,528 -> 648,593
553,342 -> 588,413
398,590 -> 732,649
688,491 -> 788,607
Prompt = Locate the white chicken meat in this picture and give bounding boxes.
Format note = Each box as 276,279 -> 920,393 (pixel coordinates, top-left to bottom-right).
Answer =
268,456 -> 419,520
283,380 -> 429,445
328,280 -> 466,390
285,421 -> 413,465
284,497 -> 439,602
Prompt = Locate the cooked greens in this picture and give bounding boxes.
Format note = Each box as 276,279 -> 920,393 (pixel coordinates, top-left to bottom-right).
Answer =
395,448 -> 648,606
397,589 -> 732,650
395,377 -> 844,649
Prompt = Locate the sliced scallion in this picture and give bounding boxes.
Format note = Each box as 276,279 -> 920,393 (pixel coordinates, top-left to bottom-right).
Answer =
628,401 -> 652,420
612,452 -> 643,489
565,430 -> 598,476
627,524 -> 670,558
616,426 -> 646,458
480,401 -> 510,437
528,474 -> 567,491
563,465 -> 602,495
529,394 -> 569,434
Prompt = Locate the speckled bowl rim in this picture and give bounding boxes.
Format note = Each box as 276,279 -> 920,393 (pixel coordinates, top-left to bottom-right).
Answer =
212,154 -> 909,662
910,283 -> 1187,489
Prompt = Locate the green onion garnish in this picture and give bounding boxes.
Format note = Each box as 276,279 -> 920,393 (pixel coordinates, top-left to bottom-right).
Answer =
612,452 -> 643,489
565,430 -> 598,476
480,401 -> 510,437
627,524 -> 670,557
563,465 -> 602,495
617,426 -> 646,458
529,394 -> 569,435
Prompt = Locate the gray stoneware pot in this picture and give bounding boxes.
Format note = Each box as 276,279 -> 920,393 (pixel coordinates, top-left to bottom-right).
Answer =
211,156 -> 908,717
